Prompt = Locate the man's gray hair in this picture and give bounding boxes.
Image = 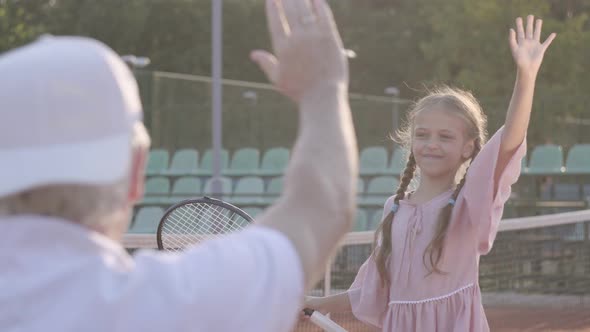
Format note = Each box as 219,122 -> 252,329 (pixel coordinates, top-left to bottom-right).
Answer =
0,124 -> 151,228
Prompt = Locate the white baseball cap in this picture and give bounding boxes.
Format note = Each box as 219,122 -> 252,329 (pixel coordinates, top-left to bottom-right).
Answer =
0,35 -> 145,197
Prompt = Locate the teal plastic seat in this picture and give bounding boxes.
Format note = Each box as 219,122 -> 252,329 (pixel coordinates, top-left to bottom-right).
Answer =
389,149 -> 408,175
357,178 -> 365,194
129,207 -> 164,234
203,176 -> 233,199
242,207 -> 263,218
361,176 -> 398,205
142,177 -> 170,204
360,146 -> 388,175
146,149 -> 169,175
231,176 -> 265,205
164,149 -> 199,175
196,148 -> 229,175
259,148 -> 289,176
225,148 -> 260,176
527,145 -> 565,175
168,177 -> 202,203
354,209 -> 369,231
520,153 -> 528,174
264,177 -> 283,204
370,210 -> 384,230
565,144 -> 590,174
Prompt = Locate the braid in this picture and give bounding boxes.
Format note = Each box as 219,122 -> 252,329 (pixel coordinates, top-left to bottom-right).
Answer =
373,153 -> 416,288
395,153 -> 417,201
424,140 -> 482,274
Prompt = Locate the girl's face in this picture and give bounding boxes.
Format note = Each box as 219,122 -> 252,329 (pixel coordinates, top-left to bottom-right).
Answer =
411,107 -> 475,180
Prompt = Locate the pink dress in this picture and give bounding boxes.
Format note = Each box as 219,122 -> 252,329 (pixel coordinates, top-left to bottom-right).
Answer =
348,127 -> 526,331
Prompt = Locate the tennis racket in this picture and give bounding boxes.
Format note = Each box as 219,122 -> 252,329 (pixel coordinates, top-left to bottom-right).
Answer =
157,196 -> 347,331
157,196 -> 253,251
303,309 -> 348,332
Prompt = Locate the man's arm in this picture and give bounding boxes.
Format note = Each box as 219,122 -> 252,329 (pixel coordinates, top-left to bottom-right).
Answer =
251,0 -> 358,290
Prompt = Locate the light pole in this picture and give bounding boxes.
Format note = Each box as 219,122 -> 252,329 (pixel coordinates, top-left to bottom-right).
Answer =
211,0 -> 223,198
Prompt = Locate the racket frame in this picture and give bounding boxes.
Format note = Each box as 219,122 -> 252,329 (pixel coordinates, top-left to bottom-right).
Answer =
156,196 -> 253,250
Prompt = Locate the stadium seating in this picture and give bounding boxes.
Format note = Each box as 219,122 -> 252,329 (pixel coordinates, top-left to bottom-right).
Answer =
242,206 -> 263,218
129,206 -> 164,233
360,146 -> 388,175
565,144 -> 590,174
169,176 -> 201,202
258,147 -> 289,176
361,176 -> 398,205
225,148 -> 260,176
370,210 -> 383,230
143,177 -> 170,204
196,148 -> 229,175
164,148 -> 198,175
355,209 -> 369,231
130,143 -> 590,236
231,176 -> 265,205
527,145 -> 565,174
146,149 -> 169,175
389,148 -> 407,175
203,176 -> 232,199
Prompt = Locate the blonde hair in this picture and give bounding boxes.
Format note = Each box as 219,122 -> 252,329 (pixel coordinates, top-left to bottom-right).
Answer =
0,123 -> 151,229
373,86 -> 487,287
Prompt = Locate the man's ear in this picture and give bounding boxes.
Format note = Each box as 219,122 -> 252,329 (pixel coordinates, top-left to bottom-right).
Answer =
128,148 -> 147,204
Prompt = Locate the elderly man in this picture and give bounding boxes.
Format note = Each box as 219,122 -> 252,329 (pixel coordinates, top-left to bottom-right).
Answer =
0,0 -> 357,331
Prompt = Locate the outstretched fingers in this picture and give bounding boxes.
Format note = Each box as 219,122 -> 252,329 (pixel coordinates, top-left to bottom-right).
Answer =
542,32 -> 557,51
516,17 -> 525,42
509,28 -> 518,52
534,18 -> 542,42
266,0 -> 289,52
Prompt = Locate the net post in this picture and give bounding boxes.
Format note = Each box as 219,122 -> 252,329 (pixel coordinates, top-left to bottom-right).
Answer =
324,260 -> 332,296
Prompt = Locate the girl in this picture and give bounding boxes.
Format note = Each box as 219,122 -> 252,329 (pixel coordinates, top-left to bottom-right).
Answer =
304,16 -> 555,331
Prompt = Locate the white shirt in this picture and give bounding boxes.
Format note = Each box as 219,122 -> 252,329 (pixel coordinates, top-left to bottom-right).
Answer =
0,215 -> 304,332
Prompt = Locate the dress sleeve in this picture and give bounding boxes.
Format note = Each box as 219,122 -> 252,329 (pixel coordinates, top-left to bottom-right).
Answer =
461,126 -> 526,254
347,196 -> 394,328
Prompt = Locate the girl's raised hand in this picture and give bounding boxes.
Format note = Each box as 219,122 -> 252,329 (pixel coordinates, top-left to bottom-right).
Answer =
509,15 -> 556,76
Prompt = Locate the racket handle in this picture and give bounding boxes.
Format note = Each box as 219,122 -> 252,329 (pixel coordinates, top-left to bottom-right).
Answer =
303,308 -> 348,332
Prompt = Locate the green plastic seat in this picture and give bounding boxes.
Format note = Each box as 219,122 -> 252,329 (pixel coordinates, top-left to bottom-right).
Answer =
242,207 -> 263,218
196,148 -> 229,175
142,177 -> 170,204
225,148 -> 260,176
167,176 -> 202,203
129,207 -> 164,234
520,153 -> 528,174
354,209 -> 369,231
361,176 -> 398,205
357,178 -> 365,194
146,149 -> 169,175
565,144 -> 590,174
231,176 -> 265,205
527,145 -> 565,175
258,148 -> 289,176
164,149 -> 199,175
264,177 -> 283,204
203,176 -> 233,199
370,210 -> 384,230
360,146 -> 388,175
389,149 -> 408,175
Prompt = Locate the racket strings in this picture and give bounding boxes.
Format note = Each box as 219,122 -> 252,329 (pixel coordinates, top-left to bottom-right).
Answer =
161,202 -> 250,251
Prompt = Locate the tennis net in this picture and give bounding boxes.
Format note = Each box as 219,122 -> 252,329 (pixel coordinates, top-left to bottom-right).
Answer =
123,209 -> 590,331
